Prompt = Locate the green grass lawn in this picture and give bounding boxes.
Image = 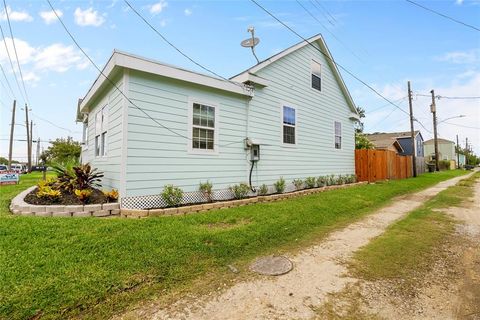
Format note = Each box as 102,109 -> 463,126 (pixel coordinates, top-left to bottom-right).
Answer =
350,172 -> 479,289
0,170 -> 467,319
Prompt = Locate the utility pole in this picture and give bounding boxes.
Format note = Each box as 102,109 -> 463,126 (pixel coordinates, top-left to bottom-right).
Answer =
8,100 -> 16,170
408,81 -> 417,177
36,137 -> 40,166
29,120 -> 33,171
465,137 -> 469,166
430,90 -> 440,172
24,104 -> 31,171
456,134 -> 460,169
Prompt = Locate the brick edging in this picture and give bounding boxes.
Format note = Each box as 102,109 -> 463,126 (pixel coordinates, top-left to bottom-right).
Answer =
121,181 -> 368,219
9,186 -> 120,217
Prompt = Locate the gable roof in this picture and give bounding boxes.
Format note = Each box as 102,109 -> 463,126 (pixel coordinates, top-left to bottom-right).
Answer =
424,138 -> 455,145
79,50 -> 252,113
366,130 -> 422,141
364,133 -> 404,152
230,34 -> 359,116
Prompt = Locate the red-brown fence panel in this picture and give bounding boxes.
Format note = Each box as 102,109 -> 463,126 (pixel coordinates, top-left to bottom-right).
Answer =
355,149 -> 413,182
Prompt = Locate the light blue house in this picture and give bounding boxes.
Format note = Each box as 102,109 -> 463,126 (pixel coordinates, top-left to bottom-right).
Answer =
77,34 -> 360,208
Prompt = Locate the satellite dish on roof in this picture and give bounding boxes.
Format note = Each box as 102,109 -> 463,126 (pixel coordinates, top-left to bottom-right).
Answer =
241,37 -> 260,48
241,26 -> 260,63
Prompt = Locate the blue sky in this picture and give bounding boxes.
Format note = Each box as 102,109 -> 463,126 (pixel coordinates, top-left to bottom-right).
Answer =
1,0 -> 479,161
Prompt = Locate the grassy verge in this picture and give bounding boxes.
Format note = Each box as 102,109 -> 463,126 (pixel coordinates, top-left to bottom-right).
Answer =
0,170 -> 467,319
350,172 -> 479,288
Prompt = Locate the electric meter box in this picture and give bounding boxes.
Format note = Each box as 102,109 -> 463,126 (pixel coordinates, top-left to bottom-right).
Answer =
251,144 -> 260,161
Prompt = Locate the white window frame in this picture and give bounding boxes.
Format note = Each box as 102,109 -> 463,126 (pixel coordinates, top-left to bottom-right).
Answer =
334,121 -> 342,150
187,98 -> 220,155
95,105 -> 108,158
280,103 -> 297,147
82,120 -> 88,150
311,59 -> 322,92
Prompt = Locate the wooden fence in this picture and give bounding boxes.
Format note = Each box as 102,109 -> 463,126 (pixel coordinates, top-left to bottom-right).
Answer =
355,149 -> 413,182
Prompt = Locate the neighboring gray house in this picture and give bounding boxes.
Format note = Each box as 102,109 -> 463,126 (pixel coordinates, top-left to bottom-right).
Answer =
76,34 -> 360,208
365,131 -> 425,173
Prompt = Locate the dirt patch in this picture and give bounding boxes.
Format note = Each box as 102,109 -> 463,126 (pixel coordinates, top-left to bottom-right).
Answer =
114,172 -> 473,320
200,219 -> 251,230
24,187 -> 111,205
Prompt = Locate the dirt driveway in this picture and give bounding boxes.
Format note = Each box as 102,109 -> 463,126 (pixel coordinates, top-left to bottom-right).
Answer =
119,172 -> 476,320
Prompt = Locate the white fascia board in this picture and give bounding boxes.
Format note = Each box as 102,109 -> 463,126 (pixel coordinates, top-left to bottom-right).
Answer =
234,72 -> 270,87
80,51 -> 251,113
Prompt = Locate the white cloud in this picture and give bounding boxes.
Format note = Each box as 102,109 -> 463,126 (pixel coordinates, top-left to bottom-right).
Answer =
39,9 -> 62,25
184,8 -> 192,16
455,0 -> 464,4
436,49 -> 480,64
150,1 -> 168,14
74,7 -> 105,27
159,19 -> 167,27
22,71 -> 40,83
34,43 -> 85,73
0,37 -> 36,65
0,6 -> 33,22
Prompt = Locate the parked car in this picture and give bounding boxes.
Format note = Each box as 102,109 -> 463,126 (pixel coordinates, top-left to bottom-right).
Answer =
11,164 -> 27,174
0,164 -> 8,173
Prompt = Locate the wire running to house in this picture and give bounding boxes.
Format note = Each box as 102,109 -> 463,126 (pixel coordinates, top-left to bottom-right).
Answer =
2,0 -> 30,105
249,0 -> 409,117
312,0 -> 337,24
440,122 -> 480,130
46,0 -> 246,149
123,0 -> 246,91
405,0 -> 480,32
295,0 -> 363,62
0,24 -> 25,102
416,93 -> 480,100
0,62 -> 15,99
366,96 -> 408,113
249,0 -> 435,133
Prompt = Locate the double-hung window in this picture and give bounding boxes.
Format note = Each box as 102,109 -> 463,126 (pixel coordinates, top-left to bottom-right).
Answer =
334,121 -> 342,149
311,60 -> 321,91
282,106 -> 296,145
191,102 -> 216,151
95,106 -> 108,157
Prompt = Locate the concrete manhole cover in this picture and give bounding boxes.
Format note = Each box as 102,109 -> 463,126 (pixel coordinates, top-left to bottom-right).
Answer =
249,256 -> 293,276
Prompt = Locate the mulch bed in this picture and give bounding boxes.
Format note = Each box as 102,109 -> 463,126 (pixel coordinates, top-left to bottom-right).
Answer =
24,188 -> 112,206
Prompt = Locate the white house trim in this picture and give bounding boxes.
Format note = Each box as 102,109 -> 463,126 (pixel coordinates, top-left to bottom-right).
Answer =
231,34 -> 359,116
119,69 -> 129,198
280,102 -> 298,148
187,97 -> 220,156
80,51 -> 252,114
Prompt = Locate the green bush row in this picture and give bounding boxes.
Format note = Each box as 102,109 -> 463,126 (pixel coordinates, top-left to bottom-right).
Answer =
160,174 -> 357,207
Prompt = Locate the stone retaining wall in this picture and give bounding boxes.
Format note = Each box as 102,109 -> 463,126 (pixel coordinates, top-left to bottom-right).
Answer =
10,186 -> 120,217
121,181 -> 368,218
9,182 -> 367,218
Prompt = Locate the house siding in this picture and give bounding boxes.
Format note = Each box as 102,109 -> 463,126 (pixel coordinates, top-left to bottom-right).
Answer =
424,141 -> 455,161
247,42 -> 355,186
86,75 -> 124,191
125,71 -> 249,196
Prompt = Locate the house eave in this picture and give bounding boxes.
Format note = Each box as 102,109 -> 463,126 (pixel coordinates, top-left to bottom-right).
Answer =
79,50 -> 252,113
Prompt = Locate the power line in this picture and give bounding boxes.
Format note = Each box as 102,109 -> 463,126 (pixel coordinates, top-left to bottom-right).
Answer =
441,122 -> 480,130
0,62 -> 15,99
295,0 -> 363,62
366,96 -> 408,113
416,93 -> 480,100
29,111 -> 80,134
309,0 -> 335,27
123,0 -> 245,90
405,0 -> 480,32
3,0 -> 30,105
46,0 -> 245,149
250,0 -> 413,119
313,0 -> 337,24
0,24 -> 25,102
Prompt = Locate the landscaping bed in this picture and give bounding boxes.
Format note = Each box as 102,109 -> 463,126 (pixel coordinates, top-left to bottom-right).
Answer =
24,187 -> 108,205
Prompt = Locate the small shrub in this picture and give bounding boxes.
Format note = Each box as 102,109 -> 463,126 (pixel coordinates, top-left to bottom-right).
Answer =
161,185 -> 184,207
103,189 -> 119,202
292,179 -> 304,191
229,183 -> 250,199
36,186 -> 61,202
305,177 -> 316,189
74,189 -> 92,204
337,175 -> 345,185
316,176 -> 327,187
199,181 -> 213,202
326,174 -> 335,186
73,163 -> 104,189
274,177 -> 286,194
37,177 -> 57,189
258,184 -> 269,196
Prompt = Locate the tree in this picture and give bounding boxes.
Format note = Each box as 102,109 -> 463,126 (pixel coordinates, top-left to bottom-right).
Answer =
354,106 -> 366,134
0,157 -> 19,164
355,132 -> 374,149
40,137 -> 81,165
